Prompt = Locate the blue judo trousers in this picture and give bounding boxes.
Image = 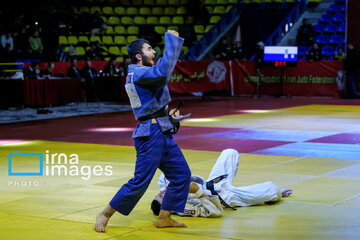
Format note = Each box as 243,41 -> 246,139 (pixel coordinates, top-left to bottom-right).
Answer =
109,32 -> 191,215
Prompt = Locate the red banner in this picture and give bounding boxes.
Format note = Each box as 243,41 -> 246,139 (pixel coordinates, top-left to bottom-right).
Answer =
168,60 -> 231,93
231,61 -> 344,97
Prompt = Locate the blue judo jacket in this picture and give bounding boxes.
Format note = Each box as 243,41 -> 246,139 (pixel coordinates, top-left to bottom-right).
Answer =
125,32 -> 184,138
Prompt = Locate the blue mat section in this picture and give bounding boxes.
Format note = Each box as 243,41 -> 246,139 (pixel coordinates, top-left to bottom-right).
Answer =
252,142 -> 360,160
200,129 -> 336,142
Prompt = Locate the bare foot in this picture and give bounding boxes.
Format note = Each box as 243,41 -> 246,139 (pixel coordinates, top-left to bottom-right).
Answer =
280,188 -> 293,198
95,213 -> 110,232
156,217 -> 187,228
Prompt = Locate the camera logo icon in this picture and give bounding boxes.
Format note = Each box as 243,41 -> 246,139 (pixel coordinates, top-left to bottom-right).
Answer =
8,150 -> 43,176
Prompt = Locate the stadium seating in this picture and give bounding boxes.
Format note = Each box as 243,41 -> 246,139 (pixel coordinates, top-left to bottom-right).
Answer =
322,46 -> 334,60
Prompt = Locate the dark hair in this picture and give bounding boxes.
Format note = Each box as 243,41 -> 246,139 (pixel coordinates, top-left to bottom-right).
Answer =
127,38 -> 150,64
151,199 -> 161,216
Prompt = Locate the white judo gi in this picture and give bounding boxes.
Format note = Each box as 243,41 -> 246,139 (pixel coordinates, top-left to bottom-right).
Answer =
158,148 -> 282,217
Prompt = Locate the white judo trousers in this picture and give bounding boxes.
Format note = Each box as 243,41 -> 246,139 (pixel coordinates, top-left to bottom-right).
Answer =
207,149 -> 282,207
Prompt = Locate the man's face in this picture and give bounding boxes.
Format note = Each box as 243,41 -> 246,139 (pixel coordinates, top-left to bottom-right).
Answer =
140,43 -> 156,67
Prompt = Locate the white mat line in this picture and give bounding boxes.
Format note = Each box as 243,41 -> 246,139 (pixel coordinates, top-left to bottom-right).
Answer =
333,193 -> 360,206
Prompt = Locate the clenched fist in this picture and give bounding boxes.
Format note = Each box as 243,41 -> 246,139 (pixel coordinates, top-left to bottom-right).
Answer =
167,30 -> 179,37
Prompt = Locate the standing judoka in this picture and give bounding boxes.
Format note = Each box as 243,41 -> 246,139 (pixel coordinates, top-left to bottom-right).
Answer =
95,30 -> 191,232
151,149 -> 292,217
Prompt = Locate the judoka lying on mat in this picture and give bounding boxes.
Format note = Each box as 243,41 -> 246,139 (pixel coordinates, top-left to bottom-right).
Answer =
151,149 -> 293,217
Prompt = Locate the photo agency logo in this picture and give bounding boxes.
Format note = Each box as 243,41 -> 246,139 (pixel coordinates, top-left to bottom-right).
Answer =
8,150 -> 113,186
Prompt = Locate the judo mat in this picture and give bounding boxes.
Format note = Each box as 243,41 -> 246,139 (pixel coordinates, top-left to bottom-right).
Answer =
1,97 -> 360,240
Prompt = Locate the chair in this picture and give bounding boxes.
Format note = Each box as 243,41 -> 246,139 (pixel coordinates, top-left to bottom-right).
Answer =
315,34 -> 329,45
340,4 -> 346,13
127,7 -> 138,15
182,46 -> 189,54
121,46 -> 129,55
172,16 -> 184,25
205,25 -> 213,32
144,0 -> 155,4
90,6 -> 102,14
337,24 -> 345,34
134,16 -> 146,25
58,36 -> 68,45
78,36 -> 90,44
176,7 -> 186,15
321,46 -> 334,59
139,7 -> 151,15
108,46 -> 121,56
168,0 -> 179,5
205,0 -> 216,4
319,13 -> 333,24
108,16 -> 120,25
217,0 -> 228,4
89,37 -> 101,46
102,6 -> 114,15
152,7 -> 164,15
121,16 -> 133,25
106,26 -> 114,34
114,36 -> 127,45
328,4 -> 341,15
205,6 -> 213,14
329,35 -> 344,45
116,56 -> 124,61
213,6 -> 226,15
102,36 -> 114,45
67,36 -> 78,45
132,0 -> 143,5
313,24 -> 324,35
114,7 -> 126,15
115,26 -> 126,34
127,36 -> 137,43
127,26 -> 139,35
159,16 -> 171,25
324,24 -> 338,35
154,26 -> 166,34
194,25 -> 205,34
210,16 -> 222,24
75,46 -> 86,56
297,46 -> 307,60
164,7 -> 176,15
333,13 -> 345,23
79,6 -> 90,13
156,0 -> 167,4
146,16 -> 158,24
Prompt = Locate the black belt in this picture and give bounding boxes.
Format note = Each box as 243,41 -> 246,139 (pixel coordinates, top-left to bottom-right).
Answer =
137,107 -> 168,122
206,174 -> 237,210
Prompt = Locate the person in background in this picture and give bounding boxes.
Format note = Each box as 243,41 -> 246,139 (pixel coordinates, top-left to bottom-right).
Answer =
307,43 -> 322,61
39,62 -> 55,78
23,61 -> 39,79
334,46 -> 346,61
103,56 -> 119,76
344,41 -> 360,99
117,55 -> 131,77
28,30 -> 43,60
231,41 -> 245,60
80,60 -> 98,102
296,18 -> 314,47
67,58 -> 82,79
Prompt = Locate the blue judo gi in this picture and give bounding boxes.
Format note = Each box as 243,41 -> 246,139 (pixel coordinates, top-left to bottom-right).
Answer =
109,32 -> 191,215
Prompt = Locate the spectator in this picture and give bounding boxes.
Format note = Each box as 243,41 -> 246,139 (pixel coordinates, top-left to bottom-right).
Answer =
67,58 -> 82,79
296,18 -> 314,47
231,41 -> 245,60
179,16 -> 197,46
1,31 -> 13,52
13,28 -> 29,59
213,38 -> 231,60
344,41 -> 360,99
90,11 -> 107,36
117,55 -> 131,76
186,0 -> 210,25
307,43 -> 322,61
254,41 -> 264,65
0,43 -> 15,62
80,60 -> 98,102
39,62 -> 55,78
56,44 -> 71,62
103,56 -> 119,76
28,30 -> 43,59
334,47 -> 346,61
86,41 -> 103,60
23,61 -> 39,79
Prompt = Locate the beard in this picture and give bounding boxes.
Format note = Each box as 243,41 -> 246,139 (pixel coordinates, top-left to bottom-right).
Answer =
141,54 -> 154,67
